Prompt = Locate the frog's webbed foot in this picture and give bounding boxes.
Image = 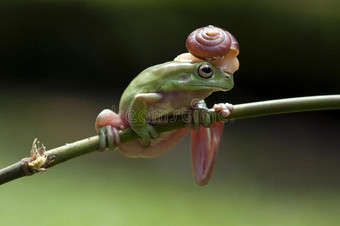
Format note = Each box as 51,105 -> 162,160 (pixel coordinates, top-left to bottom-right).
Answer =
190,101 -> 233,128
213,102 -> 234,118
95,109 -> 124,151
98,125 -> 120,151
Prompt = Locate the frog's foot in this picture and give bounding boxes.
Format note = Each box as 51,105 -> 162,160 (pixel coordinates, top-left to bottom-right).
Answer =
213,103 -> 233,118
190,100 -> 211,129
95,109 -> 125,151
132,124 -> 159,148
98,125 -> 120,151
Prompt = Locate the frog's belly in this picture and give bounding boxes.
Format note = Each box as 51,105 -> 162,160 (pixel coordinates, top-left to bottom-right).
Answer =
146,105 -> 189,123
145,92 -> 204,121
118,128 -> 189,158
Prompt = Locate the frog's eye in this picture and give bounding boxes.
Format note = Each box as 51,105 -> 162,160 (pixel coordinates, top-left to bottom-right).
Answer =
198,64 -> 213,78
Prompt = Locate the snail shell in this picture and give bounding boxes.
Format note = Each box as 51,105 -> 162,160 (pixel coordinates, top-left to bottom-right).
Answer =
186,25 -> 239,60
174,25 -> 240,74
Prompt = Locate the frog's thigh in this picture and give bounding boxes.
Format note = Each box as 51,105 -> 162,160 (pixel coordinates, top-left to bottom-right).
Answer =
118,140 -> 145,157
119,128 -> 189,158
95,109 -> 126,130
144,128 -> 189,157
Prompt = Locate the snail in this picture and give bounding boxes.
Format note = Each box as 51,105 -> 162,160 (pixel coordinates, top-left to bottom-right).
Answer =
174,25 -> 239,74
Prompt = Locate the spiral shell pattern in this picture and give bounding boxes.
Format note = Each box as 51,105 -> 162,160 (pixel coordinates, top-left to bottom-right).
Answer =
186,25 -> 237,60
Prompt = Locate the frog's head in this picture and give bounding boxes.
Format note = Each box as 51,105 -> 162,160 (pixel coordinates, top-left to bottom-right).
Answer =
145,61 -> 233,95
160,61 -> 233,93
182,62 -> 234,92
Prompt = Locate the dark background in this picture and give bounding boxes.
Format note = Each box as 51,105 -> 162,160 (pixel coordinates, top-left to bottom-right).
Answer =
0,0 -> 339,225
1,0 -> 339,100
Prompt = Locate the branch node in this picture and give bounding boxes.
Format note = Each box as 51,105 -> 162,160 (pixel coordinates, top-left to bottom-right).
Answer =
20,158 -> 34,176
28,138 -> 48,172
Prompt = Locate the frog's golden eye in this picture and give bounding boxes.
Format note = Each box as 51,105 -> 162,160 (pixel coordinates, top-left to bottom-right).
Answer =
198,64 -> 213,78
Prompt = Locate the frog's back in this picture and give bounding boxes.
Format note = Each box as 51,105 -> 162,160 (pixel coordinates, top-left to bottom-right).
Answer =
119,61 -> 195,113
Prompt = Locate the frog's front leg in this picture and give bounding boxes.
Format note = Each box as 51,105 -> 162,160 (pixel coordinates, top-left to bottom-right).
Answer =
129,93 -> 163,147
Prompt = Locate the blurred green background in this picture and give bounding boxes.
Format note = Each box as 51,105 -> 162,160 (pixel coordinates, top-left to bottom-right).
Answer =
0,0 -> 339,225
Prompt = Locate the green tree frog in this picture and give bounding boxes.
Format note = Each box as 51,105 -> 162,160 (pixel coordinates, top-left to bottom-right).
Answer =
95,61 -> 234,185
95,25 -> 239,186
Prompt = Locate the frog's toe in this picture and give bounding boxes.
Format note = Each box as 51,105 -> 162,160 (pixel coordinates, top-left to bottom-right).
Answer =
201,109 -> 211,127
141,138 -> 151,148
213,103 -> 233,117
147,125 -> 159,139
192,109 -> 201,130
191,108 -> 211,129
98,127 -> 107,151
224,103 -> 234,111
136,125 -> 159,148
137,132 -> 151,148
98,125 -> 120,151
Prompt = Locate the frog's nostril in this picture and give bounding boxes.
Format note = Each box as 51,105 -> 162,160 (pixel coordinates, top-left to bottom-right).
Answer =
225,74 -> 230,79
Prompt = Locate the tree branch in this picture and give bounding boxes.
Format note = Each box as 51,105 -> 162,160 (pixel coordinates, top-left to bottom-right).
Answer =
1,95 -> 339,185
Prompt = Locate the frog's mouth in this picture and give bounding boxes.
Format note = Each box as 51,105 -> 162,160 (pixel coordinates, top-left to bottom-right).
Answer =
184,84 -> 232,91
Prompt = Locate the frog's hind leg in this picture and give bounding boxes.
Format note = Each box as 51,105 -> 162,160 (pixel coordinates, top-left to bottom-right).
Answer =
190,121 -> 224,186
96,109 -> 189,157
